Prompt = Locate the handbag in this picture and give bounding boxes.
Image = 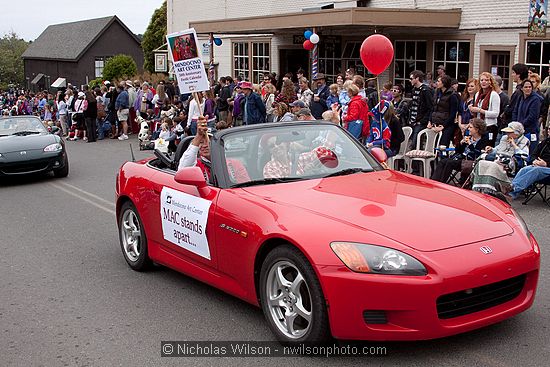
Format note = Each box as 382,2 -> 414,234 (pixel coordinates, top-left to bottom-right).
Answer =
72,112 -> 84,123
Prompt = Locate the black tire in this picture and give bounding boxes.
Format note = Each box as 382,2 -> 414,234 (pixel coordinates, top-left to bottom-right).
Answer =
53,154 -> 69,178
259,245 -> 330,343
118,201 -> 152,271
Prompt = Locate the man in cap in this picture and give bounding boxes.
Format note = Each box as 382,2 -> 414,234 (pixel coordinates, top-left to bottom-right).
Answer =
310,73 -> 330,119
240,81 -> 266,125
289,100 -> 306,115
437,65 -> 446,78
484,121 -> 530,160
295,108 -> 315,121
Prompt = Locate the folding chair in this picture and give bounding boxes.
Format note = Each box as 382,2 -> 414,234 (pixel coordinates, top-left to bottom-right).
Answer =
387,126 -> 412,171
522,176 -> 550,206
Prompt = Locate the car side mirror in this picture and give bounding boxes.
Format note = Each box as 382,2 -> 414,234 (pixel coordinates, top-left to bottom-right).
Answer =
174,167 -> 212,197
50,126 -> 60,134
370,147 -> 389,167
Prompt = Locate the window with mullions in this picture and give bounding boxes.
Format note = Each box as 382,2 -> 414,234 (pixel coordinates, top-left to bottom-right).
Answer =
433,41 -> 470,91
317,36 -> 342,84
252,42 -> 270,84
393,41 -> 427,94
525,40 -> 550,81
341,41 -> 372,77
233,41 -> 270,84
95,56 -> 111,78
233,42 -> 249,81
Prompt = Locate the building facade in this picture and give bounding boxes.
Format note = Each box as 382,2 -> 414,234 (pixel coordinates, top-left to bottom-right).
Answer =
22,16 -> 143,91
167,0 -> 548,94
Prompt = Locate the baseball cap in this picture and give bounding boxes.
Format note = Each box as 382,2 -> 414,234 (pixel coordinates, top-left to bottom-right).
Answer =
289,100 -> 306,108
295,108 -> 312,117
501,121 -> 524,135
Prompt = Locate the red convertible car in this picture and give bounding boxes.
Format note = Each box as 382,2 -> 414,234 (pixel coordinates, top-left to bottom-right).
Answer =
116,121 -> 540,343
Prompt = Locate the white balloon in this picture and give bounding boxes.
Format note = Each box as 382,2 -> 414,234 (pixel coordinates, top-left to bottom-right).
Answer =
310,33 -> 320,44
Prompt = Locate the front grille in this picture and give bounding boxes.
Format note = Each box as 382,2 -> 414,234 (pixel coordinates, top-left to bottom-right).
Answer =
436,274 -> 526,319
1,161 -> 50,174
362,310 -> 387,324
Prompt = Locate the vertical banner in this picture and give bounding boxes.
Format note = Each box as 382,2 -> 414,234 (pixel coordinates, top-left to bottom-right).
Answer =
529,0 -> 548,37
166,28 -> 210,94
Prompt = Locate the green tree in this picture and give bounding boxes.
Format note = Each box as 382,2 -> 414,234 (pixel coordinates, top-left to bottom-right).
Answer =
102,54 -> 138,81
0,31 -> 29,89
142,0 -> 167,73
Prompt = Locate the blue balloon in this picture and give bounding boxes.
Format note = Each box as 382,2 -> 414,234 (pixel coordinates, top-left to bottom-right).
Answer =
304,30 -> 313,40
214,38 -> 222,46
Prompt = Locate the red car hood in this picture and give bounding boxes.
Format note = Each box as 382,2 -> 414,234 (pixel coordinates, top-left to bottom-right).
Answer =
242,170 -> 513,252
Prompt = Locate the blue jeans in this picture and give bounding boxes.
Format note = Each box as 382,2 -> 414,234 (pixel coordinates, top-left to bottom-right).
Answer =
98,121 -> 112,140
509,165 -> 550,198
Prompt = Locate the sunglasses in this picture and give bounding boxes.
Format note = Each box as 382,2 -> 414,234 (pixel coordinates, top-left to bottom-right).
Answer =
391,89 -> 400,92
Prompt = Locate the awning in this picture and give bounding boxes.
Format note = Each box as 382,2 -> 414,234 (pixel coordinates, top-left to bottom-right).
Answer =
31,73 -> 44,85
190,7 -> 462,34
51,77 -> 67,88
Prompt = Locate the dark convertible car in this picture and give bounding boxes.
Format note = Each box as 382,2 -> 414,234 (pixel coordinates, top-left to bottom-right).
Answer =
0,116 -> 68,177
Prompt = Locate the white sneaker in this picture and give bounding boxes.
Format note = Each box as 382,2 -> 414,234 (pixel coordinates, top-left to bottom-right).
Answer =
118,134 -> 128,141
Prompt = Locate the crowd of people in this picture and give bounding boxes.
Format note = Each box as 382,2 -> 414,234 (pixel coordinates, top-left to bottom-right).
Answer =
2,61 -> 549,201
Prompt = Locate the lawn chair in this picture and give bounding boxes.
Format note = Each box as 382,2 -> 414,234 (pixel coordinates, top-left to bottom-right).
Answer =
405,128 -> 441,178
387,126 -> 412,171
522,175 -> 550,206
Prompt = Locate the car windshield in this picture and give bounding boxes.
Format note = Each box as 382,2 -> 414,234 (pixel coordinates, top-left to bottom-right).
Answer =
222,123 -> 380,187
0,117 -> 47,136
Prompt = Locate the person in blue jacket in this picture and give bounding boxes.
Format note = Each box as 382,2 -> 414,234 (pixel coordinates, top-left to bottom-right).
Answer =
513,79 -> 542,156
240,81 -> 266,125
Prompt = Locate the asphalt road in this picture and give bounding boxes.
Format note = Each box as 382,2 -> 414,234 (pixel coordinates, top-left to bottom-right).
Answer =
1,136 -> 549,367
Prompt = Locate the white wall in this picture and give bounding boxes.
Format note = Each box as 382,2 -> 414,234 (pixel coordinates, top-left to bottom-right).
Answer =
168,0 -> 529,80
169,0 -> 529,33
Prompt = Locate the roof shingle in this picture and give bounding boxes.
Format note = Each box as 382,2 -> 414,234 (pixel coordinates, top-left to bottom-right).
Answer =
22,16 -> 127,60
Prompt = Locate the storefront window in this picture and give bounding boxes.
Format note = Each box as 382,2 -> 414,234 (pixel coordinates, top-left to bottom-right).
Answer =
233,42 -> 250,81
341,41 -> 372,77
525,40 -> 550,81
433,41 -> 470,90
394,41 -> 427,93
318,36 -> 342,84
233,41 -> 270,84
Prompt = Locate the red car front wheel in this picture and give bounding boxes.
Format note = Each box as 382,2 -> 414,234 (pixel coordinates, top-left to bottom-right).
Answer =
259,245 -> 330,343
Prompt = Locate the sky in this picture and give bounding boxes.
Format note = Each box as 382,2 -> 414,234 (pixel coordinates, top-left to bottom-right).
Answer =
0,0 -> 165,41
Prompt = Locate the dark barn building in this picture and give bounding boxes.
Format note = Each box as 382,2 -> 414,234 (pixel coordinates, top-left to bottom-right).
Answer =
22,16 -> 143,91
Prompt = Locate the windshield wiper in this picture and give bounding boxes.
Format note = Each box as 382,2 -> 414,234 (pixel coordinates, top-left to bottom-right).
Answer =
232,177 -> 304,188
12,131 -> 40,136
322,168 -> 373,178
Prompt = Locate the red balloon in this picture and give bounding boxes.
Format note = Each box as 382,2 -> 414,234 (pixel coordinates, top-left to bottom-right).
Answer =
360,34 -> 394,75
303,40 -> 315,51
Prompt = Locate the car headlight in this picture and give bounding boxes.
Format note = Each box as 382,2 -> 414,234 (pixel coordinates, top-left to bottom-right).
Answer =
330,242 -> 427,276
510,208 -> 531,238
44,143 -> 62,152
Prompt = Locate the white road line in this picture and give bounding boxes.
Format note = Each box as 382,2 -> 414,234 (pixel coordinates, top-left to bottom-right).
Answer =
49,183 -> 116,215
54,181 -> 115,208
